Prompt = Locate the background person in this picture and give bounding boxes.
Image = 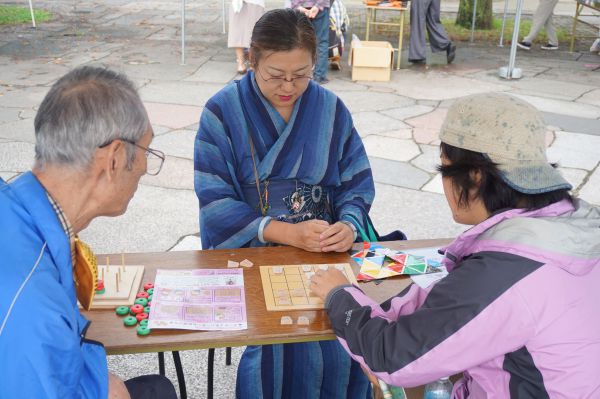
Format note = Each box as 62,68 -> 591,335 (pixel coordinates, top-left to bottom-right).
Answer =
195,8 -> 374,398
311,93 -> 600,397
517,0 -> 560,50
408,0 -> 456,64
0,66 -> 175,399
228,0 -> 265,73
290,0 -> 331,83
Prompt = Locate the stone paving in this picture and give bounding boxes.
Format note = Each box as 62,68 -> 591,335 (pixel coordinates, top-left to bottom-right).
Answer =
1,0 -> 600,397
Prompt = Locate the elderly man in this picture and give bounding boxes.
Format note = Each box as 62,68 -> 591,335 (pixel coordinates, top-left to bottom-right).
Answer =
0,67 -> 176,399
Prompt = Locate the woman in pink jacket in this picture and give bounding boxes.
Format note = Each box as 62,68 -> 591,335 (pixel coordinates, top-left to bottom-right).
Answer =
311,93 -> 600,398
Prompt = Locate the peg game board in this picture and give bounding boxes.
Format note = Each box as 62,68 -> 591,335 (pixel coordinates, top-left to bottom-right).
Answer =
260,263 -> 357,311
91,264 -> 145,309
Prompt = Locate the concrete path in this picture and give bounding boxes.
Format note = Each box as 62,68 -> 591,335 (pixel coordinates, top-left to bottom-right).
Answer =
1,1 -> 599,397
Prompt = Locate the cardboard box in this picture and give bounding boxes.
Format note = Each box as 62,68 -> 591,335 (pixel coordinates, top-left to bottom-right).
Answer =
351,41 -> 394,82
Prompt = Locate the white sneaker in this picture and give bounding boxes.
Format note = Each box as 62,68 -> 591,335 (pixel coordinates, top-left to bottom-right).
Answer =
541,43 -> 559,50
590,38 -> 600,53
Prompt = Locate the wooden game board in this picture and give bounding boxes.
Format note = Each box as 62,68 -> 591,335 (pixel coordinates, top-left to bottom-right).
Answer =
259,263 -> 357,311
86,265 -> 145,309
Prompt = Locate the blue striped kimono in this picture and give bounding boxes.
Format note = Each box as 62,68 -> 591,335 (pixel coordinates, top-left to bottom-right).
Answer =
194,72 -> 373,399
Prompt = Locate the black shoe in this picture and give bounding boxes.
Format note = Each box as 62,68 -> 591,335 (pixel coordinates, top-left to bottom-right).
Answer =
517,41 -> 531,50
541,43 -> 558,50
408,58 -> 426,64
446,43 -> 456,64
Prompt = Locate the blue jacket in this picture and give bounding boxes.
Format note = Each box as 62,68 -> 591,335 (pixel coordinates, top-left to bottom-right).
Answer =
0,172 -> 108,399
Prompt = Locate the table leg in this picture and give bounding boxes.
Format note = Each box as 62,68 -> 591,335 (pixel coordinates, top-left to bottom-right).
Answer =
207,348 -> 215,399
366,8 -> 371,40
570,3 -> 582,52
172,351 -> 187,399
225,346 -> 232,366
158,352 -> 165,376
397,10 -> 405,69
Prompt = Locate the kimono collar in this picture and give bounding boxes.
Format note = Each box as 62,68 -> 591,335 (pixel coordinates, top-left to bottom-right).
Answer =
247,71 -> 306,135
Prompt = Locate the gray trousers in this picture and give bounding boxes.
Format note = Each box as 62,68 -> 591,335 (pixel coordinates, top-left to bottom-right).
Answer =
524,0 -> 559,46
408,0 -> 451,61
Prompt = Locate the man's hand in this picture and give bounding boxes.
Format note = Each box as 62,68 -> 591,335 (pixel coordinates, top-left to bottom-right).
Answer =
310,268 -> 350,300
290,219 -> 330,252
108,373 -> 131,399
320,222 -> 354,252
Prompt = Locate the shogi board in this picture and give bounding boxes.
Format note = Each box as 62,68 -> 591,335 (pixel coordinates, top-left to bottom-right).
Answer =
260,263 -> 357,311
82,265 -> 145,309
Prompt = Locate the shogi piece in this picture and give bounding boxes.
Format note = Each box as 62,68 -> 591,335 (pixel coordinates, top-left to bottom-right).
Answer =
280,316 -> 293,325
227,260 -> 239,268
297,316 -> 310,325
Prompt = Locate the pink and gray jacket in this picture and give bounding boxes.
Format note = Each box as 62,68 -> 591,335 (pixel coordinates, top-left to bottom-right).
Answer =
326,199 -> 600,398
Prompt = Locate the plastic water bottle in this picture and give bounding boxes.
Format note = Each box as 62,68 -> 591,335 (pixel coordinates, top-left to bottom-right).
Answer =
423,377 -> 453,399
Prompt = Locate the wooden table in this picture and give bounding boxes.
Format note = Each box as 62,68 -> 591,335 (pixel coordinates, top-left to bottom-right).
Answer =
365,4 -> 409,70
83,238 -> 451,398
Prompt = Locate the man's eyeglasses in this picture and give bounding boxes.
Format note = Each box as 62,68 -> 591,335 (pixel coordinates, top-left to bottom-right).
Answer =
100,138 -> 165,176
255,66 -> 313,86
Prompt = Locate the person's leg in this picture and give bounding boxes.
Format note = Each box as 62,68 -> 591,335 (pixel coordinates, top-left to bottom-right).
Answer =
235,47 -> 247,73
424,0 -> 451,53
523,0 -> 559,43
312,8 -> 331,82
125,374 -> 177,399
236,344 -> 285,398
280,342 -> 323,399
408,0 -> 430,62
543,11 -> 558,46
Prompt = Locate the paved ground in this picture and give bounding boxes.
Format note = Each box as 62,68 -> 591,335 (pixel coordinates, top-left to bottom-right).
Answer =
1,0 -> 600,397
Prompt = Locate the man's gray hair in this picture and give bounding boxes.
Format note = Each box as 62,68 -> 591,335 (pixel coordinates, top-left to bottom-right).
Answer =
34,66 -> 149,169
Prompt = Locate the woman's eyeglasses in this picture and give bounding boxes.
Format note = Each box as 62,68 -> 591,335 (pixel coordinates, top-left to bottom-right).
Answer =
256,66 -> 313,86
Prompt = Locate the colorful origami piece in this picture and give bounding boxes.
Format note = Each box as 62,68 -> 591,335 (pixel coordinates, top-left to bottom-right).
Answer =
351,242 -> 442,281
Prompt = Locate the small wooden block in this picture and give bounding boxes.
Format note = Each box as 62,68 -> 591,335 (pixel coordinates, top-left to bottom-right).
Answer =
280,316 -> 293,325
318,265 -> 329,271
273,266 -> 283,274
302,265 -> 312,272
227,260 -> 239,268
240,259 -> 253,268
297,316 -> 310,325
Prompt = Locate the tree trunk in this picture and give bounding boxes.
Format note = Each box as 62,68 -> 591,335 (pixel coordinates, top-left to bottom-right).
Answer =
455,0 -> 493,30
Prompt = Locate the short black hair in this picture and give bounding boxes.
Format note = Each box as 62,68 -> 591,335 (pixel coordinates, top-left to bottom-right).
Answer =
250,9 -> 317,65
437,142 -> 572,214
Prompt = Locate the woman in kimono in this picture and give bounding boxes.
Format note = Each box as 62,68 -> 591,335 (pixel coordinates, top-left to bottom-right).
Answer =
194,8 -> 373,399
